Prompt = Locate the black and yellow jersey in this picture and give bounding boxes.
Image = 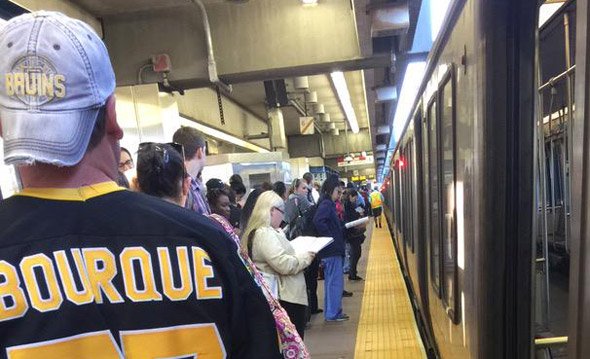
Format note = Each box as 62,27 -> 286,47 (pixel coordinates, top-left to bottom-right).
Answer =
0,182 -> 281,358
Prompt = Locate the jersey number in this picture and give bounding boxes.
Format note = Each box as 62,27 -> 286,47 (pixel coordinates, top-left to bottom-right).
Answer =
7,323 -> 225,358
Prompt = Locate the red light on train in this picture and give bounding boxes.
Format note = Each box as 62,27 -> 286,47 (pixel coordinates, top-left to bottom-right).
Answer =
399,159 -> 404,167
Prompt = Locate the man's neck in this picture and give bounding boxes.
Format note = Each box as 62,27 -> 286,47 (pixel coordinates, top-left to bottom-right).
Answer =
19,163 -> 114,189
18,139 -> 118,189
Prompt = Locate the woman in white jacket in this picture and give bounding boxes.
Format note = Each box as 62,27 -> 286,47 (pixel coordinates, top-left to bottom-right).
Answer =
242,191 -> 315,339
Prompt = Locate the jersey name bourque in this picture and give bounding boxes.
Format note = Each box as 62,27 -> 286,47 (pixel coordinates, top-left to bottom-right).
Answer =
0,245 -> 223,322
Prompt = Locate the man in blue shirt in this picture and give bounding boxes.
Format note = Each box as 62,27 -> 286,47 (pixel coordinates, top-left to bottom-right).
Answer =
173,127 -> 211,215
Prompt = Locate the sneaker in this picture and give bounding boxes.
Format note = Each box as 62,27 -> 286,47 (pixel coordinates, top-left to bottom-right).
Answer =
325,314 -> 350,322
349,276 -> 364,281
342,290 -> 353,297
311,308 -> 324,314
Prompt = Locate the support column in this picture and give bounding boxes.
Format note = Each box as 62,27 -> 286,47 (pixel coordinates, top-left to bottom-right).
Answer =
268,108 -> 288,153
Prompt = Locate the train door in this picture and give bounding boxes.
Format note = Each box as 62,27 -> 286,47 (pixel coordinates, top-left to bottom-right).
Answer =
413,104 -> 434,338
566,0 -> 590,357
534,2 -> 576,357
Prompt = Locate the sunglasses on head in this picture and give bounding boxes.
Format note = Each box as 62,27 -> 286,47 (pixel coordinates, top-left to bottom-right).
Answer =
138,142 -> 185,161
137,142 -> 187,176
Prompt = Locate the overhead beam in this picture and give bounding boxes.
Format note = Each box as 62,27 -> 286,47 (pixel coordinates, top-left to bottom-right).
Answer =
215,55 -> 391,85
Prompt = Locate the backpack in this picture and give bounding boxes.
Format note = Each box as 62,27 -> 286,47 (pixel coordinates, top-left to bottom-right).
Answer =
301,203 -> 319,237
286,213 -> 305,241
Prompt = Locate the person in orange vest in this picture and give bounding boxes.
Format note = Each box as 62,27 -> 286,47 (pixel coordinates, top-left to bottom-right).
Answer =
369,186 -> 385,228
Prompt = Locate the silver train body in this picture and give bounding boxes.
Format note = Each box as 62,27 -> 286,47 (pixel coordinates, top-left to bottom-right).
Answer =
380,0 -> 552,357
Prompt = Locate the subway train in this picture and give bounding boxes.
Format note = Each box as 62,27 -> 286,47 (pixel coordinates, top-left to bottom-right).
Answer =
378,0 -> 587,358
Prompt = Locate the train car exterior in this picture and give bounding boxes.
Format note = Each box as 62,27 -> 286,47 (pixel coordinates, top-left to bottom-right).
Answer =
384,0 -> 537,358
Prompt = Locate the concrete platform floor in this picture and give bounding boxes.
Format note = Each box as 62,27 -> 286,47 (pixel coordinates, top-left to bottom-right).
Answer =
304,219 -> 426,358
303,224 -> 374,359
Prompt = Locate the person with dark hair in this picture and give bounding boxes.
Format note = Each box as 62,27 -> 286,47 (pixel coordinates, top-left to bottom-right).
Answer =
0,11 -> 280,358
273,181 -> 288,201
344,189 -> 366,281
206,178 -> 225,192
231,181 -> 247,208
135,143 -> 189,206
229,173 -> 243,186
207,188 -> 232,225
173,126 -> 210,215
313,175 -> 350,322
116,147 -> 133,188
260,181 -> 273,192
225,184 -> 242,230
119,147 -> 134,172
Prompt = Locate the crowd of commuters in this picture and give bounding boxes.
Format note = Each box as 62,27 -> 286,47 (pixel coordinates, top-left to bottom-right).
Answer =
0,11 -> 386,358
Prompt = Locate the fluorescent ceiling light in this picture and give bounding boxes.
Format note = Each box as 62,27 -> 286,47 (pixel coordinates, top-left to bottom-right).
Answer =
179,116 -> 270,153
430,0 -> 451,42
392,61 -> 426,144
375,86 -> 398,102
538,2 -> 566,27
330,71 -> 360,133
301,0 -> 318,5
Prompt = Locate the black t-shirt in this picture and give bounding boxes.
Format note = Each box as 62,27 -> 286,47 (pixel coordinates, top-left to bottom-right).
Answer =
0,186 -> 281,358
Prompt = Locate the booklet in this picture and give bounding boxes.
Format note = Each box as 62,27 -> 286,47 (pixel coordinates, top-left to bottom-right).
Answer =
345,216 -> 369,229
290,236 -> 333,254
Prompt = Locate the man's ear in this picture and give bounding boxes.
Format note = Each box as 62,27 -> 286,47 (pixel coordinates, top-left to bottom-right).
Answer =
105,95 -> 123,140
196,146 -> 207,160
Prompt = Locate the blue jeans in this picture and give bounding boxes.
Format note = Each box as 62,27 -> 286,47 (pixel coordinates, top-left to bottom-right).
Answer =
321,256 -> 344,320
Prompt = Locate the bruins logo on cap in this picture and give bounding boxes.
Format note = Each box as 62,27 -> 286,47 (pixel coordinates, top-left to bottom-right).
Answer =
5,55 -> 66,107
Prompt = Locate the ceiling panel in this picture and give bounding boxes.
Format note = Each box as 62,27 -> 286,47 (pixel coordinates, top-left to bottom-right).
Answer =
69,0 -> 227,16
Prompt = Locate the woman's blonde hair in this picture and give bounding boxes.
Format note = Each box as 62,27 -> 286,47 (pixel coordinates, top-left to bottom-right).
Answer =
241,191 -> 285,249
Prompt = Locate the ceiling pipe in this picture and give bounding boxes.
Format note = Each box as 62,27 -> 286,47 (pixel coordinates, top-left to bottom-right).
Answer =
191,0 -> 232,94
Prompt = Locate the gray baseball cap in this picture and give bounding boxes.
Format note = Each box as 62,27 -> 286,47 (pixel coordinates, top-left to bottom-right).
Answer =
0,11 -> 115,166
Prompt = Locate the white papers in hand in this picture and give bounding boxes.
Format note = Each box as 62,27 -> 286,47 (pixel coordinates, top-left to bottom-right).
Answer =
345,217 -> 369,229
290,236 -> 333,254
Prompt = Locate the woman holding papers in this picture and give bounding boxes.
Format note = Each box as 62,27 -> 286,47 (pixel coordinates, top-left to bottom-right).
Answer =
243,191 -> 315,339
313,175 -> 350,322
344,189 -> 366,281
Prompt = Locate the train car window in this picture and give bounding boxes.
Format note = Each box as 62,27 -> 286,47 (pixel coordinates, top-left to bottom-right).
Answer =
403,143 -> 411,253
421,109 -> 431,282
427,96 -> 442,297
408,140 -> 416,253
439,65 -> 459,324
399,146 -> 409,256
394,167 -> 403,236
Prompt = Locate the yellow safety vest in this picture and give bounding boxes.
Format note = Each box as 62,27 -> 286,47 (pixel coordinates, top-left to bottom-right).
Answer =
369,191 -> 383,209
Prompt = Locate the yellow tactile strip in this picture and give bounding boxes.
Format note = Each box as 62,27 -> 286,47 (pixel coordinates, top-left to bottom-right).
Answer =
354,225 -> 427,359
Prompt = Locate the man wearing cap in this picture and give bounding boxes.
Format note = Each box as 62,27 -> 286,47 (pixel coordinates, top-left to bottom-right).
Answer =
0,11 -> 280,358
173,126 -> 211,216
